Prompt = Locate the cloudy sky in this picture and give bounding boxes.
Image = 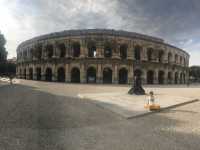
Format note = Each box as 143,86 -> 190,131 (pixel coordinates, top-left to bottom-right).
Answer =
0,0 -> 200,65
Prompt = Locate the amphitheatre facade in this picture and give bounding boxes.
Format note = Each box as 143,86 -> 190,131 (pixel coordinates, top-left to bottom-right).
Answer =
16,29 -> 189,84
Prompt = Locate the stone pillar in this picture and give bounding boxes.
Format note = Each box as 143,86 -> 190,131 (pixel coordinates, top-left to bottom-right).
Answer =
80,40 -> 85,58
97,64 -> 102,83
52,64 -> 57,81
112,41 -> 120,59
33,66 -> 37,80
127,41 -> 134,60
65,64 -> 70,82
141,47 -> 147,61
128,65 -> 133,84
154,69 -> 158,84
80,64 -> 86,83
96,42 -> 103,58
142,69 -> 146,84
41,66 -> 45,81
113,64 -> 118,84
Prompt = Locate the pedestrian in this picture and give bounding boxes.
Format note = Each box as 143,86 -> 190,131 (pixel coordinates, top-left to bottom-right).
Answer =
147,91 -> 155,105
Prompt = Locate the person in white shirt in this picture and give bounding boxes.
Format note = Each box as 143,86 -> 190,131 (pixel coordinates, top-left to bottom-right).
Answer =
147,91 -> 155,105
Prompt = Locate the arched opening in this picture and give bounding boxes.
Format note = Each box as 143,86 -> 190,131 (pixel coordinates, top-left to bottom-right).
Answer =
57,67 -> 65,82
147,70 -> 154,84
168,72 -> 172,84
29,68 -> 33,80
134,45 -> 141,60
71,67 -> 80,83
24,68 -> 26,79
104,42 -> 112,58
180,73 -> 183,84
158,71 -> 165,84
147,48 -> 153,61
120,44 -> 127,59
87,67 -> 96,83
168,52 -> 172,63
36,67 -> 41,80
103,68 -> 112,83
158,50 -> 164,63
88,42 -> 96,57
183,73 -> 186,84
175,72 -> 178,84
45,68 -> 52,82
118,68 -> 128,84
46,45 -> 53,58
73,42 -> 80,57
58,43 -> 66,58
175,54 -> 178,63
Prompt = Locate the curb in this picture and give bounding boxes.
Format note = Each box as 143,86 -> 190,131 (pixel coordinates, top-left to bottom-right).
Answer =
127,99 -> 199,119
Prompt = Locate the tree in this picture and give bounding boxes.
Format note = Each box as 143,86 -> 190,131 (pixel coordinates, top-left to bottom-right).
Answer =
0,31 -> 7,61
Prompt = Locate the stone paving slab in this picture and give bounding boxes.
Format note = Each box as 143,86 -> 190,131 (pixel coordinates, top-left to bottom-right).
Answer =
78,92 -> 199,118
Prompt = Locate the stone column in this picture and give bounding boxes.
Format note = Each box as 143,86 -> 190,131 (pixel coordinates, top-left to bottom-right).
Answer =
97,64 -> 102,83
142,69 -> 146,84
33,66 -> 37,80
80,40 -> 85,58
128,65 -> 133,84
113,64 -> 118,84
154,69 -> 158,84
52,64 -> 57,81
127,41 -> 134,60
41,65 -> 46,81
80,64 -> 86,83
65,64 -> 70,82
112,41 -> 120,59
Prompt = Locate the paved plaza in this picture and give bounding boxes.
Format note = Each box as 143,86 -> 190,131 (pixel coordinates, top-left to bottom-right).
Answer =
0,79 -> 200,150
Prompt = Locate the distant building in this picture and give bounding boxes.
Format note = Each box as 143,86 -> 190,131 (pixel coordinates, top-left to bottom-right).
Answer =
16,29 -> 189,84
7,57 -> 17,64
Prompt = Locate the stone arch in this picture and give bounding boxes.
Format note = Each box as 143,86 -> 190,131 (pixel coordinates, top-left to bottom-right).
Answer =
71,67 -> 80,83
87,41 -> 96,57
72,42 -> 80,57
134,45 -> 141,60
29,68 -> 33,80
118,68 -> 128,84
158,70 -> 165,84
57,67 -> 65,82
45,67 -> 52,81
147,70 -> 154,84
46,44 -> 53,58
147,48 -> 153,61
120,44 -> 127,59
87,67 -> 96,83
167,72 -> 172,84
103,67 -> 112,83
168,52 -> 172,63
104,42 -> 112,58
36,67 -> 41,80
58,43 -> 66,58
174,72 -> 178,84
158,50 -> 164,63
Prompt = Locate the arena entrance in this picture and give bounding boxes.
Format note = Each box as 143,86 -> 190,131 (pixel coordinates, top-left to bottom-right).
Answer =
147,70 -> 154,84
29,68 -> 33,80
158,71 -> 165,84
103,68 -> 112,83
57,67 -> 65,82
71,68 -> 80,83
118,68 -> 128,84
45,68 -> 52,81
36,68 -> 41,80
87,67 -> 96,83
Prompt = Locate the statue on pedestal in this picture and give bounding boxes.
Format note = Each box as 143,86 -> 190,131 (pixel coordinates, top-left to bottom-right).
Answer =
128,75 -> 145,95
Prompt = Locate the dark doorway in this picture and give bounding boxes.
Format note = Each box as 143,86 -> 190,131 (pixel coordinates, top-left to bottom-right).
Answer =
168,72 -> 172,84
147,70 -> 154,84
158,50 -> 164,63
87,67 -> 96,83
45,68 -> 52,81
103,68 -> 112,83
46,45 -> 53,58
73,42 -> 80,57
24,69 -> 26,79
119,68 -> 128,84
134,46 -> 141,60
175,72 -> 178,84
158,71 -> 165,84
57,67 -> 65,82
59,43 -> 66,58
36,68 -> 41,80
29,68 -> 33,80
71,68 -> 80,83
147,48 -> 153,61
120,44 -> 127,59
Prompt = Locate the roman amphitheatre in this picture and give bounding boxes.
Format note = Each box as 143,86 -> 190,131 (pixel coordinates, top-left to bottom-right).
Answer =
16,29 -> 189,84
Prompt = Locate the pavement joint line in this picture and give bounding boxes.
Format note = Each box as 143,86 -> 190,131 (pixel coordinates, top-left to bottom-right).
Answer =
127,99 -> 200,119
